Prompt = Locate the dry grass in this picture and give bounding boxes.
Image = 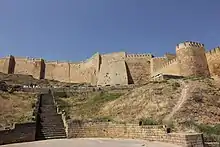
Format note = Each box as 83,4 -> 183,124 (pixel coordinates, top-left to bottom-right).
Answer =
55,91 -> 122,120
55,77 -> 220,141
100,77 -> 220,132
100,80 -> 182,123
0,92 -> 37,129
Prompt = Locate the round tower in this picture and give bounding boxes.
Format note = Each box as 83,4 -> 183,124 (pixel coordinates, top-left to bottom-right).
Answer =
176,41 -> 210,77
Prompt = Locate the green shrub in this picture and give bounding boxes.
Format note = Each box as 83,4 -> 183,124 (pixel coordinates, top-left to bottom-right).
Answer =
196,124 -> 220,135
171,82 -> 180,90
94,116 -> 113,122
139,118 -> 160,125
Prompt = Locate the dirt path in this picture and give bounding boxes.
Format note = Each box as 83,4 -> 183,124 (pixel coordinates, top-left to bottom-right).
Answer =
164,81 -> 191,122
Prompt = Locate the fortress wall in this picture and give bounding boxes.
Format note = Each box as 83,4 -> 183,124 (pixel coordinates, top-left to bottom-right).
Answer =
164,53 -> 176,60
150,57 -> 168,76
14,57 -> 43,79
125,57 -> 151,84
101,52 -> 126,63
126,53 -> 153,60
206,47 -> 220,76
97,60 -> 128,86
97,52 -> 128,86
151,58 -> 180,77
45,61 -> 70,82
32,59 -> 44,79
0,57 -> 9,73
69,53 -> 100,85
176,41 -> 210,77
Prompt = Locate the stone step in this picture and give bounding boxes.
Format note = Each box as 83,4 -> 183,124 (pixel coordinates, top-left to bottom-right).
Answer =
40,115 -> 62,120
41,129 -> 66,134
41,103 -> 55,106
40,129 -> 66,134
40,106 -> 57,110
39,113 -> 60,117
36,93 -> 67,140
40,131 -> 66,137
40,120 -> 64,124
40,127 -> 66,132
40,113 -> 61,117
40,105 -> 56,107
40,122 -> 65,126
36,135 -> 66,140
40,109 -> 57,113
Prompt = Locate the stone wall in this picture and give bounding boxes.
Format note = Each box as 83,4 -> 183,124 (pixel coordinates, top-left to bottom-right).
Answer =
0,57 -> 9,73
97,60 -> 128,86
44,53 -> 100,84
101,52 -> 126,62
151,58 -> 181,77
176,41 -> 210,77
69,53 -> 100,85
14,57 -> 43,79
0,122 -> 36,145
2,41 -> 220,85
97,52 -> 128,86
67,120 -> 204,147
150,57 -> 168,76
206,47 -> 220,77
164,53 -> 176,60
45,61 -> 70,82
125,58 -> 151,84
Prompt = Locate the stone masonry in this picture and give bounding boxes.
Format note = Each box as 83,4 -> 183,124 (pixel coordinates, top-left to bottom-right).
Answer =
0,41 -> 220,86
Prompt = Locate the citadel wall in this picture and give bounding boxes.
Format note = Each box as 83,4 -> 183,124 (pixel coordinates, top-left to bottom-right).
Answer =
176,41 -> 210,77
0,57 -> 11,74
13,57 -> 43,79
206,47 -> 220,76
150,57 -> 168,76
164,53 -> 176,60
45,61 -> 70,82
151,58 -> 181,77
125,53 -> 152,84
97,52 -> 128,86
69,53 -> 100,85
2,41 -> 220,86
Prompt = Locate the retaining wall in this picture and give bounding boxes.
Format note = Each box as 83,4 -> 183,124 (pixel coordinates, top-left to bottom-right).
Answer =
0,122 -> 36,145
67,120 -> 204,147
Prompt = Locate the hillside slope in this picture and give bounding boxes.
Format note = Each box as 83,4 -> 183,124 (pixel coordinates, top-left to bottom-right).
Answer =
100,78 -> 220,128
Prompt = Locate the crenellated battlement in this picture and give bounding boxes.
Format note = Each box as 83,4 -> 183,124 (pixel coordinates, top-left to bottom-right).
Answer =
0,41 -> 217,84
161,58 -> 178,69
176,41 -> 204,50
126,53 -> 153,58
13,56 -> 43,62
152,57 -> 168,60
152,58 -> 177,74
206,46 -> 220,55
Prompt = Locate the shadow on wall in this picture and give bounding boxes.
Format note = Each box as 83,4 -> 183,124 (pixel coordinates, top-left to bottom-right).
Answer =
125,62 -> 134,84
40,60 -> 45,79
8,56 -> 15,74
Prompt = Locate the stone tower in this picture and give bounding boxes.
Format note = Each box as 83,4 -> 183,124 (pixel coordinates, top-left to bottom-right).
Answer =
176,41 -> 210,77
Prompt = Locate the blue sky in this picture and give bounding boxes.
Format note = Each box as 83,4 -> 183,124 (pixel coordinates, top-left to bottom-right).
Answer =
0,0 -> 220,61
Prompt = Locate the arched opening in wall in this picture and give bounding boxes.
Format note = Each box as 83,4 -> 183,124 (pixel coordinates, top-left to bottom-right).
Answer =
125,62 -> 134,84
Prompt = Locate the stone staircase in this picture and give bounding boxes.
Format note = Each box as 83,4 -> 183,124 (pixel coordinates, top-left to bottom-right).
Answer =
36,93 -> 66,140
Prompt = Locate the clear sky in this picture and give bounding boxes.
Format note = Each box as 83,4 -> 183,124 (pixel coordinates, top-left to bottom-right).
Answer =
0,0 -> 220,61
